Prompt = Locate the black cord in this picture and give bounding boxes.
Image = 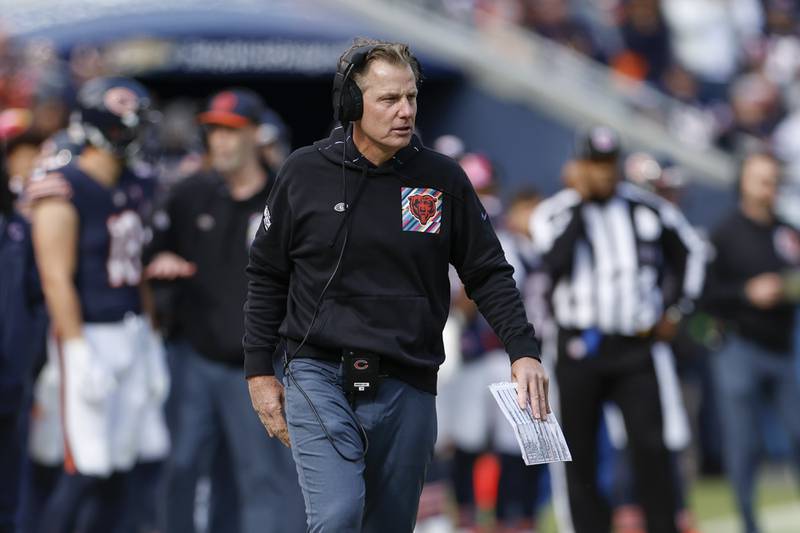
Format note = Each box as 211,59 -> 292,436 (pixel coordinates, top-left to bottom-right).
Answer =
282,127 -> 368,462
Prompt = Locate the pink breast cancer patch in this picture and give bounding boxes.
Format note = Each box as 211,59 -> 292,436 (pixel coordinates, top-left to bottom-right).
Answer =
402,187 -> 442,233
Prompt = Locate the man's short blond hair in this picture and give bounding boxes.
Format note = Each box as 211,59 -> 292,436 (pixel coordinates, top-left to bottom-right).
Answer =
338,37 -> 422,86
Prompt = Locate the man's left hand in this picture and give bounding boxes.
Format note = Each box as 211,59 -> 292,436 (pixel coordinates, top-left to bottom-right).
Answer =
652,310 -> 681,342
511,357 -> 550,420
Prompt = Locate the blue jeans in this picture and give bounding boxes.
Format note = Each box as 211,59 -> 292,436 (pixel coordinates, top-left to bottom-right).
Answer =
712,334 -> 800,533
164,343 -> 305,533
278,355 -> 437,533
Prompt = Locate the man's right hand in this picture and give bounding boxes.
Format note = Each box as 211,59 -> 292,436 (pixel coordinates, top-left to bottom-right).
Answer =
248,375 -> 291,448
745,272 -> 784,309
144,252 -> 197,280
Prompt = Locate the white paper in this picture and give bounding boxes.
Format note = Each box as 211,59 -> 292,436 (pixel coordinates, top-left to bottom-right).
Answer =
489,382 -> 572,466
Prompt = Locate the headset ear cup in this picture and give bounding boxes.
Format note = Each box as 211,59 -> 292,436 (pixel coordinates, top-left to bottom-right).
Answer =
341,78 -> 363,123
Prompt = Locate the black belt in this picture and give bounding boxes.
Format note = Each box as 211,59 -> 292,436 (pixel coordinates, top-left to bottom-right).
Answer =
285,339 -> 346,364
283,338 -> 439,395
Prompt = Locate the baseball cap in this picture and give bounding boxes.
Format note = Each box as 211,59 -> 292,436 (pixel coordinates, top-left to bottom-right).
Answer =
198,89 -> 264,128
576,125 -> 621,161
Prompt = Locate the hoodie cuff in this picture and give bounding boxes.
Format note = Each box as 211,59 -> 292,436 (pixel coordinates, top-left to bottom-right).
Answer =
244,349 -> 275,378
506,335 -> 542,365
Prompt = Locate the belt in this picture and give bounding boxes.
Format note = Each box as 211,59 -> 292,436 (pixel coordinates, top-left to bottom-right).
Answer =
558,327 -> 653,341
283,338 -> 439,394
285,339 -> 344,363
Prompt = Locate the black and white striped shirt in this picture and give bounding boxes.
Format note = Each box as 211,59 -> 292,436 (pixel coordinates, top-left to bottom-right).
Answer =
530,182 -> 706,336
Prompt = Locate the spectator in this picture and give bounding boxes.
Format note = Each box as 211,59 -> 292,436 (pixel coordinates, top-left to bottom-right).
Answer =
618,0 -> 672,82
718,72 -> 783,154
661,0 -> 763,85
522,0 -> 605,61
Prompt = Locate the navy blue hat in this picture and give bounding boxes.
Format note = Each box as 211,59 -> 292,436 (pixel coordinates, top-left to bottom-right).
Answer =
199,88 -> 264,128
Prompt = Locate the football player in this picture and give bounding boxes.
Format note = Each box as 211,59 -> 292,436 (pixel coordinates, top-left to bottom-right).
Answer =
30,76 -> 163,533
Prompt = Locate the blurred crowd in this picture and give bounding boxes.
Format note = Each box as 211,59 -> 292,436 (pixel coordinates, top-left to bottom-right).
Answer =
0,4 -> 799,533
427,0 -> 800,180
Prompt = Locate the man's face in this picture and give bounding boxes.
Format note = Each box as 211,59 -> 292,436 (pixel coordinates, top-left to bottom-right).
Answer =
207,124 -> 256,175
507,199 -> 540,238
741,154 -> 780,209
355,59 -> 417,160
7,143 -> 39,183
585,159 -> 619,200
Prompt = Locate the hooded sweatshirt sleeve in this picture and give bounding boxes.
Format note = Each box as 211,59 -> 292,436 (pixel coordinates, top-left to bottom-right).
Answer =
450,176 -> 541,363
243,168 -> 294,377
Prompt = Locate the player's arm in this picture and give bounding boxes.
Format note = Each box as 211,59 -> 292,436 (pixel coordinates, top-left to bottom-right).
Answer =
530,189 -> 584,279
31,198 -> 83,340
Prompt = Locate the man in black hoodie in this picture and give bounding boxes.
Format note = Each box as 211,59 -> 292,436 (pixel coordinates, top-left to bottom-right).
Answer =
243,38 -> 548,532
703,152 -> 800,533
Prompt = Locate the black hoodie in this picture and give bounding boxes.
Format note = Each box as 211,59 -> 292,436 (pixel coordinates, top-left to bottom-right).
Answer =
243,126 -> 540,393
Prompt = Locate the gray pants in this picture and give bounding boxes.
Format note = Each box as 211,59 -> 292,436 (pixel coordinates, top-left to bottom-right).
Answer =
165,343 -> 306,533
276,355 -> 437,533
712,334 -> 800,533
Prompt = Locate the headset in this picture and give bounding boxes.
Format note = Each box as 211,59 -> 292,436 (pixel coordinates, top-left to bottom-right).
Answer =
332,44 -> 376,124
332,43 -> 421,124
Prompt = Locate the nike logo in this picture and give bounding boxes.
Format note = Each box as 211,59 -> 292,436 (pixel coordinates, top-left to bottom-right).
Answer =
481,212 -> 488,221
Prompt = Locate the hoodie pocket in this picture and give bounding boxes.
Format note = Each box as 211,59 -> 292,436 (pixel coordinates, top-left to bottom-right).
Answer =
316,295 -> 437,358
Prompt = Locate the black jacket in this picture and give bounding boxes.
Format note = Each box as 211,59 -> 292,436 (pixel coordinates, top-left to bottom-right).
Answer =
146,172 -> 271,365
243,126 -> 540,393
703,209 -> 800,354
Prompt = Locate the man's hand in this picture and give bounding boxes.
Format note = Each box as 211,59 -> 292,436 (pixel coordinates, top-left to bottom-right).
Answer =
511,357 -> 550,420
652,312 -> 681,342
144,251 -> 197,280
248,375 -> 291,447
745,272 -> 783,309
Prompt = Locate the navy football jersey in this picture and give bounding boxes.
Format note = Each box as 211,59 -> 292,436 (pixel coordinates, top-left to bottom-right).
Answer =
57,164 -> 147,322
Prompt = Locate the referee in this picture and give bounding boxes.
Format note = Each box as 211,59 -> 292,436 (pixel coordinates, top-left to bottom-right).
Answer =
531,127 -> 706,533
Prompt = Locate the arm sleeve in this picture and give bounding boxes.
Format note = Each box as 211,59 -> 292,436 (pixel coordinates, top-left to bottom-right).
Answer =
659,203 -> 708,308
701,229 -> 746,312
242,171 -> 294,377
450,179 -> 540,363
530,188 -> 584,279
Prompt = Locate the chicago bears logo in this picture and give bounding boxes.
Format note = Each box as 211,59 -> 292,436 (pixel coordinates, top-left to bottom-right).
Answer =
402,187 -> 442,233
409,194 -> 437,225
211,91 -> 238,112
103,87 -> 140,120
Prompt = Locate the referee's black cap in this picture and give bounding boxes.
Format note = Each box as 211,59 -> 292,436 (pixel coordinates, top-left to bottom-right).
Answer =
576,126 -> 621,162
